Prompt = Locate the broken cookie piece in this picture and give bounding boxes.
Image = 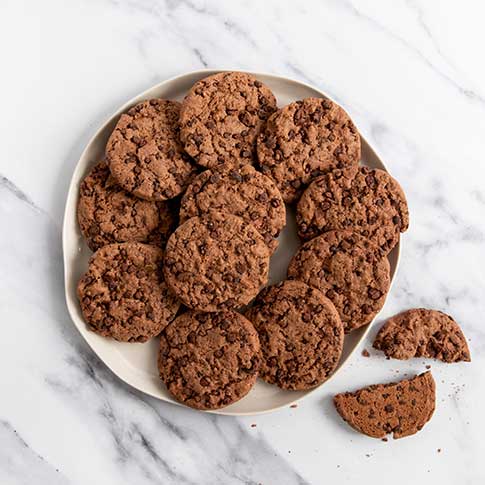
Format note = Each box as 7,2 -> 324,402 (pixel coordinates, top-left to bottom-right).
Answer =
373,308 -> 470,363
334,372 -> 435,439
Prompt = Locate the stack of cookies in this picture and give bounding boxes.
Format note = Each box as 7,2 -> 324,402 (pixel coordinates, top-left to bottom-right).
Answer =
76,71 -> 411,412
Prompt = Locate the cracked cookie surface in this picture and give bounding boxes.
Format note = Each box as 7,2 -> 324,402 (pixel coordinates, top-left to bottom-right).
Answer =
373,308 -> 471,362
158,310 -> 261,410
246,280 -> 344,390
180,72 -> 277,169
257,97 -> 361,203
334,372 -> 435,439
179,164 -> 285,252
106,99 -> 197,201
164,211 -> 270,311
77,242 -> 180,342
297,166 -> 409,254
77,161 -> 175,251
287,230 -> 390,333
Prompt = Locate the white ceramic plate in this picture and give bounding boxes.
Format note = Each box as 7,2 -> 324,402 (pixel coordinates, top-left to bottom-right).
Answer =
63,70 -> 400,415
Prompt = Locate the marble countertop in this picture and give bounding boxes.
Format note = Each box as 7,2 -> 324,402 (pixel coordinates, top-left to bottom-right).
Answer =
1,1 -> 484,483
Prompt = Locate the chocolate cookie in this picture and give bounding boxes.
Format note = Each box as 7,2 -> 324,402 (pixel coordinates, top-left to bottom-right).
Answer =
373,308 -> 471,362
146,198 -> 179,249
246,280 -> 344,390
77,243 -> 179,342
179,164 -> 286,252
334,372 -> 436,439
287,230 -> 390,333
106,99 -> 197,201
158,310 -> 261,410
257,97 -> 361,203
77,161 -> 175,251
297,166 -> 409,254
164,211 -> 270,311
180,72 -> 277,168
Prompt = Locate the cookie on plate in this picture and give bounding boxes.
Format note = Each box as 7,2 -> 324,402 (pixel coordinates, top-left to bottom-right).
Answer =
146,198 -> 178,249
77,242 -> 179,342
179,164 -> 286,252
257,97 -> 361,203
373,308 -> 471,362
77,161 -> 176,251
334,371 -> 436,439
180,72 -> 277,169
158,310 -> 261,410
246,280 -> 344,390
297,166 -> 409,254
164,211 -> 270,311
106,99 -> 197,201
287,230 -> 390,333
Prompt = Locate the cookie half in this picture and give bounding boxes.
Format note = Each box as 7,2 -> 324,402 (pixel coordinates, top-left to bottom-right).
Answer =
180,72 -> 277,168
297,166 -> 409,254
334,372 -> 435,439
158,310 -> 261,410
179,164 -> 286,252
287,230 -> 390,332
163,211 -> 270,311
373,308 -> 471,362
77,161 -> 176,251
106,99 -> 197,201
257,97 -> 361,203
77,242 -> 180,342
246,280 -> 344,390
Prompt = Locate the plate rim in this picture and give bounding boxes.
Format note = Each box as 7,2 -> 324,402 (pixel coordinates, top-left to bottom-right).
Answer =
62,69 -> 401,416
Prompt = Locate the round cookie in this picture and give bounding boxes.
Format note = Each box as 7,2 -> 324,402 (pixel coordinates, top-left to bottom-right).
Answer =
287,230 -> 390,333
257,97 -> 361,203
179,164 -> 286,252
146,198 -> 178,249
180,72 -> 277,169
163,211 -> 270,312
106,99 -> 197,201
77,161 -> 176,251
297,166 -> 409,254
77,242 -> 180,342
246,280 -> 344,390
158,310 -> 261,410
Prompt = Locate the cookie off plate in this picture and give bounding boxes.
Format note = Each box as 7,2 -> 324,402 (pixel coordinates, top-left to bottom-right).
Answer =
63,70 -> 401,415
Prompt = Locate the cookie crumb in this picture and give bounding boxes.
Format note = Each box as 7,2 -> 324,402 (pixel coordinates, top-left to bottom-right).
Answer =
381,437 -> 388,442
437,448 -> 441,453
251,424 -> 257,428
290,404 -> 298,408
362,349 -> 370,357
426,365 -> 431,369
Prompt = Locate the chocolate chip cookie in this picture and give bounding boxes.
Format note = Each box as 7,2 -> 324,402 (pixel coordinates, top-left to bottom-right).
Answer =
180,72 -> 277,169
246,280 -> 344,390
106,99 -> 197,201
297,166 -> 409,254
179,164 -> 286,252
334,371 -> 436,439
164,211 -> 270,311
146,198 -> 179,249
257,97 -> 361,203
77,161 -> 175,251
373,308 -> 471,362
287,230 -> 390,333
158,310 -> 261,410
77,242 -> 179,342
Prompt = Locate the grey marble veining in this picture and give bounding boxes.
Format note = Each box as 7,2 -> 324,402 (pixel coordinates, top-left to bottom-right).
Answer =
1,1 -> 484,484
